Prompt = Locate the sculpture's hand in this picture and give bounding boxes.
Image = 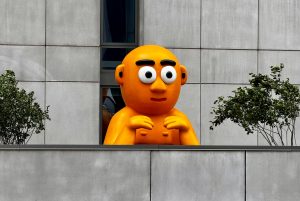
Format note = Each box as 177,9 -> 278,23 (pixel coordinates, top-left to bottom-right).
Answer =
163,116 -> 189,131
129,115 -> 154,130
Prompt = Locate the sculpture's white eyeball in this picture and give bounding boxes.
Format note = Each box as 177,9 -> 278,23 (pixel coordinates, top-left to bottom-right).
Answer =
161,66 -> 177,84
138,66 -> 157,84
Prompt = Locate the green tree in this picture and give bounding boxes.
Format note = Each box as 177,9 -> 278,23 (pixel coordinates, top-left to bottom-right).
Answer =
210,64 -> 300,146
0,70 -> 50,144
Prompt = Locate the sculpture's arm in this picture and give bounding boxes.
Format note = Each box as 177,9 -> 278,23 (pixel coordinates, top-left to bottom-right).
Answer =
103,110 -> 129,145
104,112 -> 154,145
164,109 -> 200,145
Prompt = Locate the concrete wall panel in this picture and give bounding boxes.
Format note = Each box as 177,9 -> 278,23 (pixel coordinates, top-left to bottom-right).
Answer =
201,84 -> 257,145
0,151 -> 150,201
45,82 -> 99,144
201,50 -> 257,84
258,51 -> 300,84
201,0 -> 258,49
259,0 -> 300,50
0,45 -> 45,81
0,0 -> 45,45
46,46 -> 100,81
151,151 -> 244,201
46,0 -> 100,46
143,0 -> 200,48
247,152 -> 300,201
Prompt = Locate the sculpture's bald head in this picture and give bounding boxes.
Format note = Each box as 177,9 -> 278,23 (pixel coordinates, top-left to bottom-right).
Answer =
115,45 -> 188,115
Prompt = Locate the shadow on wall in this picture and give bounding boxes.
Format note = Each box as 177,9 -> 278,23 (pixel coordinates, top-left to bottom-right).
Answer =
0,53 -> 44,81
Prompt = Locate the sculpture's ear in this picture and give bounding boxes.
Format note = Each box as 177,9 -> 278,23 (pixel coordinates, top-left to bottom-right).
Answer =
115,64 -> 125,85
180,65 -> 188,85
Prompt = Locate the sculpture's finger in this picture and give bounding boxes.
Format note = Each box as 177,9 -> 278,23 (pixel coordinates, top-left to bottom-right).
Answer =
164,119 -> 177,127
139,116 -> 154,125
164,116 -> 177,122
166,121 -> 188,130
140,121 -> 153,129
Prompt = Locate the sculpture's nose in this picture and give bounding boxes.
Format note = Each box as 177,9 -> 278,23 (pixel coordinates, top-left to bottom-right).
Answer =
150,78 -> 167,93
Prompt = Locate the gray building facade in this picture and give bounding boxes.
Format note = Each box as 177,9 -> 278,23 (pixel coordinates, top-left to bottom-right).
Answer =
1,1 -> 300,201
1,0 -> 300,146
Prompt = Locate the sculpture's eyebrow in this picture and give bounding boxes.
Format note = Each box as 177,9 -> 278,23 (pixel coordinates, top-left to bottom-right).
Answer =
160,59 -> 176,66
135,59 -> 155,66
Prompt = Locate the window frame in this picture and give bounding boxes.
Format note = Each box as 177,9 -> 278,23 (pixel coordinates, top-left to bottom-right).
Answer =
100,0 -> 139,144
99,85 -> 124,143
100,0 -> 139,46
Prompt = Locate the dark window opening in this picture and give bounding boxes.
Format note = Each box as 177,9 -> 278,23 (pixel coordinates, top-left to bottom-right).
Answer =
102,0 -> 136,44
101,48 -> 134,69
101,87 -> 125,142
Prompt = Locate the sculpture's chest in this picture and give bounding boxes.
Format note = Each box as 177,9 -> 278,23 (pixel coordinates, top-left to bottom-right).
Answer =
134,116 -> 180,145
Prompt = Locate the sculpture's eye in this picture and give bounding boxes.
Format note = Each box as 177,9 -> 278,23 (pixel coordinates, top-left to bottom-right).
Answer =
161,66 -> 177,84
138,66 -> 157,84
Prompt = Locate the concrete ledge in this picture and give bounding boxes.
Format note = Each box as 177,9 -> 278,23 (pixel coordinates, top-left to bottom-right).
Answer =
0,150 -> 150,201
1,146 -> 299,200
1,144 -> 300,151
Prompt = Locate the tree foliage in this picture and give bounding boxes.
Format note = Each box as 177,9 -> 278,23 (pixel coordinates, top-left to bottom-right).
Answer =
210,64 -> 300,146
0,70 -> 50,144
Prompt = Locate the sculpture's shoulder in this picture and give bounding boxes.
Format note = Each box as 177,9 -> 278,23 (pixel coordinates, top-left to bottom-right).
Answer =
110,106 -> 135,121
103,106 -> 135,145
169,108 -> 200,145
169,108 -> 189,119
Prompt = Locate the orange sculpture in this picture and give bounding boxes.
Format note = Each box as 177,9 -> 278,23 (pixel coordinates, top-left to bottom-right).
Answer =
104,45 -> 200,145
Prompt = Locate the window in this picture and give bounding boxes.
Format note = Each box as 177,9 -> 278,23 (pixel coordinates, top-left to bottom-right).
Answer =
102,0 -> 137,44
101,47 -> 135,70
101,87 -> 125,139
100,0 -> 138,143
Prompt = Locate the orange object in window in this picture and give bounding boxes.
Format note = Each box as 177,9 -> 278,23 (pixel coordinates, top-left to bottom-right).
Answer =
103,45 -> 200,145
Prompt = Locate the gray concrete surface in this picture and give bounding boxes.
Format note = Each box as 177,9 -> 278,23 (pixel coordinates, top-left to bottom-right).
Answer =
258,51 -> 300,84
0,0 -> 45,45
1,150 -> 300,201
0,0 -> 299,146
0,45 -> 45,81
46,46 -> 100,81
46,0 -> 100,46
259,0 -> 300,50
45,82 -> 99,144
1,0 -> 300,199
143,0 -> 201,48
201,50 -> 257,84
247,152 -> 300,201
201,0 -> 258,49
151,151 -> 244,201
0,151 -> 150,201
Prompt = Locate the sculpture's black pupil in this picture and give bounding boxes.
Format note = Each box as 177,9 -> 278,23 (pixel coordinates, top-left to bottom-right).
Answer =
145,71 -> 152,78
166,71 -> 173,79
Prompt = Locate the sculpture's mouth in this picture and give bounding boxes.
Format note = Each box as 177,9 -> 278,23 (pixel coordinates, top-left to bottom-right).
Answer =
151,97 -> 167,102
